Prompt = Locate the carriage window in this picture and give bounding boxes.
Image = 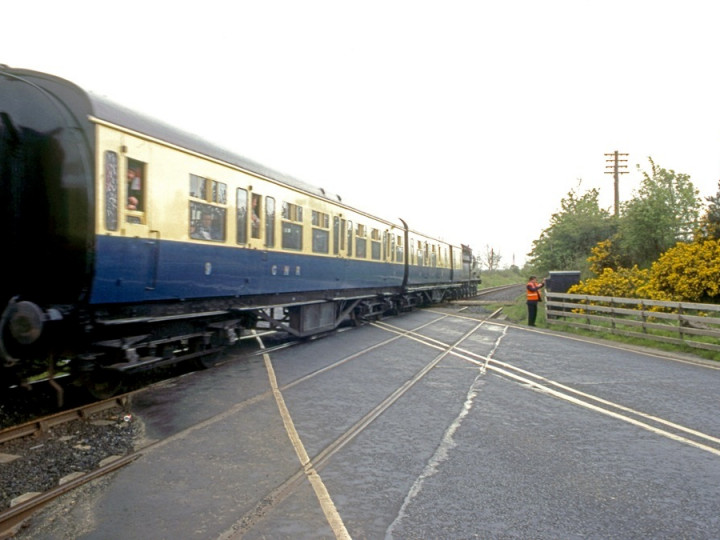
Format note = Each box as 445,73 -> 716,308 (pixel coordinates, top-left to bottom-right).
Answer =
126,158 -> 146,219
371,228 -> 381,260
312,210 -> 329,227
395,235 -> 404,262
283,201 -> 303,222
251,193 -> 262,239
190,201 -> 226,241
266,197 -> 276,248
417,241 -> 424,266
346,220 -> 353,257
190,174 -> 226,204
431,245 -> 437,267
356,223 -> 367,258
212,181 -> 227,204
104,151 -> 119,231
333,217 -> 340,255
312,210 -> 330,254
189,174 -> 226,241
190,174 -> 206,199
282,201 -> 303,250
236,189 -> 248,244
333,217 -> 347,255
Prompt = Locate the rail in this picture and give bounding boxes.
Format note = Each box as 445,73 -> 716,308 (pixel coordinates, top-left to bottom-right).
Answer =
545,292 -> 720,353
474,284 -> 524,299
0,396 -> 130,444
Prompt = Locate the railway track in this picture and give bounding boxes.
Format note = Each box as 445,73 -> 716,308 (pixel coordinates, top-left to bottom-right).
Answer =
0,396 -> 131,446
471,283 -> 524,302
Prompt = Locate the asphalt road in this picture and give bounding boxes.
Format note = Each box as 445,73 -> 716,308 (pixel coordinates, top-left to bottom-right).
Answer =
18,306 -> 720,539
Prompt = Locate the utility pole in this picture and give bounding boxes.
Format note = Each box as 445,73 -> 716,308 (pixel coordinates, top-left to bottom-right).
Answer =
604,151 -> 628,217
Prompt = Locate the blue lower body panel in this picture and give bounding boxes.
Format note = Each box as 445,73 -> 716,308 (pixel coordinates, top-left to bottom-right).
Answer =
89,236 -> 404,305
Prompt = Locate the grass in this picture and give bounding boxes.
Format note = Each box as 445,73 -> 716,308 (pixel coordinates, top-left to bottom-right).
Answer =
478,268 -> 526,288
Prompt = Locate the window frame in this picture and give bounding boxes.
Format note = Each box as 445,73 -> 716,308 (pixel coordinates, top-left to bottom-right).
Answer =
188,173 -> 227,242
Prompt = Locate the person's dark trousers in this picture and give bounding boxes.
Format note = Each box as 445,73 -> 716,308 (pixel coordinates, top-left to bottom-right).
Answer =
527,301 -> 538,326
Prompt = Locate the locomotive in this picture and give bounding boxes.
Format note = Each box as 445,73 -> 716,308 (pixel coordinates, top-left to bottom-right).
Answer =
0,65 -> 480,399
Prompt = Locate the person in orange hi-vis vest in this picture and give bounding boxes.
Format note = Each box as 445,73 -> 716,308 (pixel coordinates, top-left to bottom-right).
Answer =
526,276 -> 546,327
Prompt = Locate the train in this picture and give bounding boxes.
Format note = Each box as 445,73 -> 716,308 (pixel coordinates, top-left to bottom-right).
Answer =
0,65 -> 480,400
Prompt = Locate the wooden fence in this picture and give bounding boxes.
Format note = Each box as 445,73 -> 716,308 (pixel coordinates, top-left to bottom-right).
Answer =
545,292 -> 720,353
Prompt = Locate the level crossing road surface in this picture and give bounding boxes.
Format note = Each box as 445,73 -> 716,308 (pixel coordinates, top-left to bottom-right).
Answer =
18,306 -> 720,539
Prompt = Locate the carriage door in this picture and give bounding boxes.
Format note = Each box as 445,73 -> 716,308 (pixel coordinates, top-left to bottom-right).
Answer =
333,215 -> 350,284
121,142 -> 158,292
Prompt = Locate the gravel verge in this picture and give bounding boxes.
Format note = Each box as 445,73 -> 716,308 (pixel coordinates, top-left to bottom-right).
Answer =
0,407 -> 140,512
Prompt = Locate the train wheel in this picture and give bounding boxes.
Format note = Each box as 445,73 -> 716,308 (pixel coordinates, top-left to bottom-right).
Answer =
84,369 -> 123,400
190,331 -> 224,370
195,351 -> 222,369
350,311 -> 366,327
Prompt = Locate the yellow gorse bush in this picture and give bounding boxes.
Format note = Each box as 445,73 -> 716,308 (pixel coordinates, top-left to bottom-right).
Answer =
569,266 -> 650,298
571,239 -> 720,304
641,239 -> 720,302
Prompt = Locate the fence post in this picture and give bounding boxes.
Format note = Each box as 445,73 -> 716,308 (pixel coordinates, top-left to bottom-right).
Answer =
677,302 -> 684,342
585,296 -> 591,326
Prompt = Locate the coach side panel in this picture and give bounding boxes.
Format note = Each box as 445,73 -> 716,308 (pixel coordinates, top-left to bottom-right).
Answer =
89,122 -> 405,305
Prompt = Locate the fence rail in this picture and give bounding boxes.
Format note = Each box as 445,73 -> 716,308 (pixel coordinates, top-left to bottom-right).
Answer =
545,292 -> 720,353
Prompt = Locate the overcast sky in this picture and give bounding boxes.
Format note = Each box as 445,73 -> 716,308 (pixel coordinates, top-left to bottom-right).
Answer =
4,1 -> 720,267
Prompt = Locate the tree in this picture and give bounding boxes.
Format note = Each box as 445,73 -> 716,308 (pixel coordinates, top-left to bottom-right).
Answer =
697,179 -> 720,241
527,184 -> 615,275
616,158 -> 701,268
479,245 -> 502,271
586,238 -> 630,274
